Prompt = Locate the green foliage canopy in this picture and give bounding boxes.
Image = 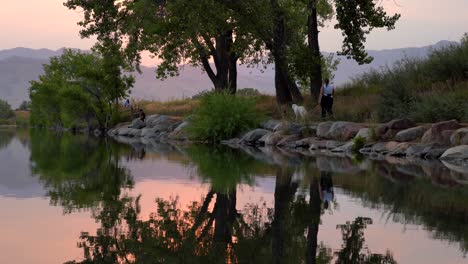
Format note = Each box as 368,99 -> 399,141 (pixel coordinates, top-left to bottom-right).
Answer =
0,98 -> 14,119
29,49 -> 134,130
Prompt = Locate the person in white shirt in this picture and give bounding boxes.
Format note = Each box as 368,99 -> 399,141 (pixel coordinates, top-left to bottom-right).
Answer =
318,78 -> 335,118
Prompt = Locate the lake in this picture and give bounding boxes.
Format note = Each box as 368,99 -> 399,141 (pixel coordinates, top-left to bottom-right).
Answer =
0,128 -> 467,264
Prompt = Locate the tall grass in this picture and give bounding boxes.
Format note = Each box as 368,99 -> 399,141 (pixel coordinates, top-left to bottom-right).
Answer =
337,34 -> 468,123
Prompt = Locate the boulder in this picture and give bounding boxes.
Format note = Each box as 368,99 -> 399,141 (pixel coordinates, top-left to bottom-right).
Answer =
317,121 -> 334,138
326,140 -> 344,150
326,121 -> 363,141
450,128 -> 468,146
405,143 -> 447,159
421,120 -> 462,144
377,118 -> 415,140
354,128 -> 371,141
127,128 -> 142,137
261,120 -> 282,131
145,114 -> 160,125
331,141 -> 354,153
128,118 -> 146,129
440,145 -> 468,160
371,141 -> 400,154
141,127 -> 154,138
240,129 -> 271,145
387,142 -> 413,157
309,140 -> 328,150
117,127 -> 132,136
394,126 -> 428,142
146,115 -> 171,128
173,121 -> 189,132
277,134 -> 301,148
263,131 -> 285,146
167,122 -> 190,141
294,137 -> 316,148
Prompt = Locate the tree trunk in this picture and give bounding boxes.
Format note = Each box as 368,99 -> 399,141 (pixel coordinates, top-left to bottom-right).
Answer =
271,0 -> 303,105
272,165 -> 298,263
199,30 -> 237,93
308,0 -> 322,100
305,177 -> 321,264
227,30 -> 238,94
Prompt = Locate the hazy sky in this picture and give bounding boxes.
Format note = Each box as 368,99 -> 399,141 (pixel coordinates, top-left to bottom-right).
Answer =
1,0 -> 467,62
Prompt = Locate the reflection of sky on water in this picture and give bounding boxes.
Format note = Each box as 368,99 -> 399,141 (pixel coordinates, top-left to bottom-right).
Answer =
0,138 -> 45,198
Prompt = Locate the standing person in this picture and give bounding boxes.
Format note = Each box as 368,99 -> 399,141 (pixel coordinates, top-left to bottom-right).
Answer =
318,78 -> 335,118
124,99 -> 131,108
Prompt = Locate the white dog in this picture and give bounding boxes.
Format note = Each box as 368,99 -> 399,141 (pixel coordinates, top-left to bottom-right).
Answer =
292,104 -> 308,119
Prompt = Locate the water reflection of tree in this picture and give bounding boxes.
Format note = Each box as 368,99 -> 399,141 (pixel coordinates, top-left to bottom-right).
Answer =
65,145 -> 396,263
0,128 -> 15,150
29,131 -> 134,214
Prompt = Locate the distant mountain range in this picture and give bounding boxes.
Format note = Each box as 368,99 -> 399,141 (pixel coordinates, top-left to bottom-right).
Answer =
0,40 -> 457,108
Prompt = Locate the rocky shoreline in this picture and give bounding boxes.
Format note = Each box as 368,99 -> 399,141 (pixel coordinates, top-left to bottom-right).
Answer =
108,114 -> 468,172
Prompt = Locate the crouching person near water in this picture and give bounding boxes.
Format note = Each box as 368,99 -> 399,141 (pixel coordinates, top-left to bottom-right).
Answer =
318,78 -> 335,118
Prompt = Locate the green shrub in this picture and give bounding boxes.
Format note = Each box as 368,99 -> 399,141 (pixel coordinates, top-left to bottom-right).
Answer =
352,136 -> 366,153
187,92 -> 263,142
410,89 -> 468,122
237,88 -> 261,97
376,70 -> 416,122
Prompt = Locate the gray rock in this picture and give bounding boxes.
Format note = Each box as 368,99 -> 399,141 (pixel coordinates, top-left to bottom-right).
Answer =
326,121 -> 362,141
450,128 -> 468,146
394,126 -> 428,142
129,118 -> 146,129
141,127 -> 162,139
317,121 -> 334,138
145,114 -> 160,125
261,120 -> 282,131
294,137 -> 316,148
309,140 -> 328,150
117,127 -> 132,136
405,143 -> 438,158
354,128 -> 371,141
326,140 -> 344,150
262,131 -> 285,146
258,131 -> 274,145
387,142 -> 414,157
331,141 -> 354,153
146,115 -> 171,128
277,134 -> 301,148
371,141 -> 400,154
424,148 -> 448,159
173,121 -> 189,132
127,128 -> 142,137
240,129 -> 271,144
440,145 -> 468,160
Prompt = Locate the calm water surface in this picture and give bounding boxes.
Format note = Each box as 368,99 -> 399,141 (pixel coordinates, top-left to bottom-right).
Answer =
0,129 -> 467,264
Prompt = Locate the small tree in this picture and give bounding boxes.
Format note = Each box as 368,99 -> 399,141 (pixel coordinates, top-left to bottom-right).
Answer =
0,99 -> 14,119
30,49 -> 134,130
17,101 -> 31,111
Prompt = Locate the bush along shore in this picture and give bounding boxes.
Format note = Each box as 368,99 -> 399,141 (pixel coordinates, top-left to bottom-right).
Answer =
108,114 -> 468,170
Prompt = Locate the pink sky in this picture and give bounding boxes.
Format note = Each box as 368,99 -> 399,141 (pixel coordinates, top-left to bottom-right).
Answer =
0,0 -> 467,64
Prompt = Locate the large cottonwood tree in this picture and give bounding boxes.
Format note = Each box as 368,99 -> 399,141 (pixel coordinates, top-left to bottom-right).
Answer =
65,0 -> 265,93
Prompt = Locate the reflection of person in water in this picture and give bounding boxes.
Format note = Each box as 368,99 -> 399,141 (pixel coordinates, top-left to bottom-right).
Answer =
319,171 -> 334,210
